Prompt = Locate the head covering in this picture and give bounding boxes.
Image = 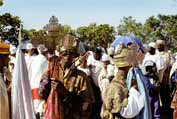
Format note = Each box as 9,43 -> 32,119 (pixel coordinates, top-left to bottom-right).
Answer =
107,47 -> 114,56
37,44 -> 48,54
156,40 -> 165,45
148,42 -> 156,49
26,43 -> 35,50
0,41 -> 10,54
58,34 -> 78,54
113,48 -> 131,68
101,54 -> 110,62
10,45 -> 17,55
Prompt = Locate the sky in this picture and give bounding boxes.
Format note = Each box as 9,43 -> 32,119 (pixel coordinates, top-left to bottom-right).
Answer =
1,0 -> 177,30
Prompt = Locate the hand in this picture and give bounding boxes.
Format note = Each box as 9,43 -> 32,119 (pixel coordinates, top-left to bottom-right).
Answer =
82,102 -> 89,111
51,81 -> 58,89
132,80 -> 138,90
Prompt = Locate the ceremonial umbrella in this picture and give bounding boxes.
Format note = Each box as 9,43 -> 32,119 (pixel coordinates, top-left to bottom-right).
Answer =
111,36 -> 143,47
12,25 -> 35,119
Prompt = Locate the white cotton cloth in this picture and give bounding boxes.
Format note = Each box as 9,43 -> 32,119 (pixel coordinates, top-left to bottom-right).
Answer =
25,54 -> 37,81
30,54 -> 48,113
98,68 -> 110,99
87,52 -> 104,87
120,87 -> 145,118
170,61 -> 177,78
142,53 -> 165,73
12,46 -> 35,119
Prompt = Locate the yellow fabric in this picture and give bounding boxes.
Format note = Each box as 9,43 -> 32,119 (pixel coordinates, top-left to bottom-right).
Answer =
0,42 -> 10,54
113,48 -> 131,68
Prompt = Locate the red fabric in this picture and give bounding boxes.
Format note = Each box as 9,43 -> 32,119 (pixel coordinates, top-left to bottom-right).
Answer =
43,88 -> 60,119
32,88 -> 41,100
174,106 -> 177,119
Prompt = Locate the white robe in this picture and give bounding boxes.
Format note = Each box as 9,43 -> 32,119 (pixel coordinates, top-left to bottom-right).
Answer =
0,73 -> 9,119
98,64 -> 117,99
143,53 -> 165,73
120,87 -> 145,118
87,52 -> 104,86
30,54 -> 48,113
170,61 -> 177,78
25,54 -> 37,81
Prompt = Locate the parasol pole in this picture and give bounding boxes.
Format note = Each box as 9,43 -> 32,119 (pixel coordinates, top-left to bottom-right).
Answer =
18,24 -> 22,45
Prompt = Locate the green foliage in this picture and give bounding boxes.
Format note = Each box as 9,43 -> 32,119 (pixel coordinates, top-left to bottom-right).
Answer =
117,15 -> 177,50
0,13 -> 21,44
77,24 -> 115,48
0,0 -> 3,6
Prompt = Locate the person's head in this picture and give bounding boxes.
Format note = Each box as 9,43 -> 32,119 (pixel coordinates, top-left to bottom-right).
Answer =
127,42 -> 134,49
148,42 -> 156,55
101,54 -> 110,68
107,47 -> 114,58
58,34 -> 79,69
0,42 -> 10,72
37,44 -> 48,57
142,60 -> 157,76
9,45 -> 17,57
79,56 -> 87,68
93,47 -> 102,60
26,43 -> 35,56
156,40 -> 166,52
113,48 -> 133,77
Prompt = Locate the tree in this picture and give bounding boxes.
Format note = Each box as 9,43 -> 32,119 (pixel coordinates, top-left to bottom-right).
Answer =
117,16 -> 144,41
0,0 -> 3,6
77,24 -> 115,48
117,15 -> 177,51
0,13 -> 21,45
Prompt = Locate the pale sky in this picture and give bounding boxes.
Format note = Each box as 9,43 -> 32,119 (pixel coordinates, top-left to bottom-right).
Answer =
1,0 -> 177,30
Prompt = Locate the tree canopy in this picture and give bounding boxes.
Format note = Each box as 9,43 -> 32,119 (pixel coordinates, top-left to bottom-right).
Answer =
77,24 -> 115,48
0,13 -> 21,45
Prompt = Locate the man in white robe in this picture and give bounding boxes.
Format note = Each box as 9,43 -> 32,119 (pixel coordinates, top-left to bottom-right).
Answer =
25,43 -> 37,81
30,44 -> 48,115
98,54 -> 117,98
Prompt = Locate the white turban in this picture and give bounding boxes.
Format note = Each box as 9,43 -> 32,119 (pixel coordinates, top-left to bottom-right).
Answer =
107,47 -> 114,56
148,42 -> 156,49
10,45 -> 17,54
26,43 -> 35,50
37,44 -> 48,54
101,54 -> 110,62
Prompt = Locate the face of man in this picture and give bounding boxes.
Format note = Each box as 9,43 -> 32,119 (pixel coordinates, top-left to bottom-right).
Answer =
61,51 -> 75,69
103,61 -> 110,68
28,49 -> 35,56
93,52 -> 102,61
0,55 -> 10,72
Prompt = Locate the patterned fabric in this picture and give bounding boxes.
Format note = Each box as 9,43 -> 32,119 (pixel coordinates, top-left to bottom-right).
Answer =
101,74 -> 128,119
43,88 -> 60,119
40,56 -> 95,119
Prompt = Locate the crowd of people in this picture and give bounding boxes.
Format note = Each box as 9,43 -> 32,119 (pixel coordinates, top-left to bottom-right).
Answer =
1,34 -> 177,119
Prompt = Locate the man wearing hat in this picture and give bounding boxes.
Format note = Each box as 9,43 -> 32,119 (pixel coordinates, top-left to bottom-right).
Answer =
142,42 -> 165,74
25,43 -> 37,81
0,41 -> 10,119
101,48 -> 145,119
39,34 -> 95,119
98,54 -> 117,98
156,40 -> 175,116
